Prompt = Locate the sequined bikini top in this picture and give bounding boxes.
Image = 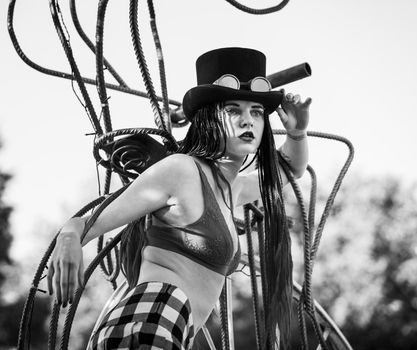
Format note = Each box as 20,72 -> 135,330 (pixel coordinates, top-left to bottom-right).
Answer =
145,161 -> 241,276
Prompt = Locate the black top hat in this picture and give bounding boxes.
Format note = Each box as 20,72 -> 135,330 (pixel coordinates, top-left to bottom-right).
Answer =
182,47 -> 283,120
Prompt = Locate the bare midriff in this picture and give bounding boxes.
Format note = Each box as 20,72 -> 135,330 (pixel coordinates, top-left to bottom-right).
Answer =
138,245 -> 225,331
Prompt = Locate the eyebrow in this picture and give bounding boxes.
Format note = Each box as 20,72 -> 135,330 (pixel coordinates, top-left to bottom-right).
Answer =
252,104 -> 264,110
224,102 -> 240,107
224,103 -> 264,109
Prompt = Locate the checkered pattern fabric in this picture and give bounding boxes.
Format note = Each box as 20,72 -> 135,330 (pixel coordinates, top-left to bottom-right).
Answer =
86,282 -> 195,350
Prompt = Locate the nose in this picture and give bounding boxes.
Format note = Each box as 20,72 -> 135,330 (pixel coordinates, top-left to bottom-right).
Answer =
239,110 -> 254,128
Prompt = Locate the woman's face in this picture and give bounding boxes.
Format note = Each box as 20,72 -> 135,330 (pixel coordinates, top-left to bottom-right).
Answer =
221,100 -> 265,159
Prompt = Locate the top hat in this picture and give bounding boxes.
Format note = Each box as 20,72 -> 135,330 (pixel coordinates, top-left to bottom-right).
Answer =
182,47 -> 283,120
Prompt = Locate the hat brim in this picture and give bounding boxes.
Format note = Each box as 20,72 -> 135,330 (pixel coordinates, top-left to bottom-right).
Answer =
182,85 -> 283,120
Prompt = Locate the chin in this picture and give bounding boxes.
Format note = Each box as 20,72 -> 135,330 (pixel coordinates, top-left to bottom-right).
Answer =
230,146 -> 258,158
225,140 -> 260,158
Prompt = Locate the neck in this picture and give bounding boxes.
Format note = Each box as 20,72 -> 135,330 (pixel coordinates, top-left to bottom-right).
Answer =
214,156 -> 245,184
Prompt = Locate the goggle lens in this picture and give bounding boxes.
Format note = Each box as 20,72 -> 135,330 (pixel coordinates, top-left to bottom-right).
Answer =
250,77 -> 272,92
214,74 -> 240,89
213,74 -> 271,92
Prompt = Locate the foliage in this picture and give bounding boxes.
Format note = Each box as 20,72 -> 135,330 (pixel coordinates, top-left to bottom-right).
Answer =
285,175 -> 417,349
0,166 -> 13,287
0,141 -> 50,349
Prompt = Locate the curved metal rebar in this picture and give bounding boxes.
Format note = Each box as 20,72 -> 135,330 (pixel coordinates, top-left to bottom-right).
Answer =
7,0 -> 181,109
224,0 -> 290,15
147,0 -> 172,134
244,205 -> 264,349
49,0 -> 103,134
69,0 -> 129,88
129,0 -> 164,130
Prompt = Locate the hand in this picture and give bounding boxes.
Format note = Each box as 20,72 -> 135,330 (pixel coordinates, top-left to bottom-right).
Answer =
47,228 -> 84,307
276,91 -> 312,136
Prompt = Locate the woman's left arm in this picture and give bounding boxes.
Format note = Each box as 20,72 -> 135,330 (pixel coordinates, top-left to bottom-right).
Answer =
277,92 -> 312,178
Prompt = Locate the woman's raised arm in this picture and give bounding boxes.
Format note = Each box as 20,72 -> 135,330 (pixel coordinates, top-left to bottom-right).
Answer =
235,93 -> 312,206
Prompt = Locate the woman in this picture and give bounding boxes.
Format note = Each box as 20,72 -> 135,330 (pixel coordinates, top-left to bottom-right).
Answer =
47,47 -> 311,349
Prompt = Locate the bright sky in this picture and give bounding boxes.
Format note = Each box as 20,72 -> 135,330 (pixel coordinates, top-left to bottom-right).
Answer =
1,0 -> 417,260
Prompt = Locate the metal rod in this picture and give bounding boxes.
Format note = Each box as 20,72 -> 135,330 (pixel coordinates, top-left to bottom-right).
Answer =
267,62 -> 312,89
202,325 -> 217,350
226,276 -> 235,350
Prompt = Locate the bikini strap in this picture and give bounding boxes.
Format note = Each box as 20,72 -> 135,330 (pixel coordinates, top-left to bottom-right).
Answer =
193,161 -> 225,215
193,161 -> 212,196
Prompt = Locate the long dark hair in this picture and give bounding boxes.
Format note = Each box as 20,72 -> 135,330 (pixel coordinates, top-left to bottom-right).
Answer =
177,103 -> 226,159
258,113 -> 293,350
119,103 -> 292,349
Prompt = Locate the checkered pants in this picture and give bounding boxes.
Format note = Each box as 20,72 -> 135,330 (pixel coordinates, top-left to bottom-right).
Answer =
87,282 -> 195,350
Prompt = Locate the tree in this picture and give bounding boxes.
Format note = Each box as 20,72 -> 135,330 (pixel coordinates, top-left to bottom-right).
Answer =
0,140 -> 50,349
295,175 -> 417,350
0,156 -> 13,285
220,174 -> 417,350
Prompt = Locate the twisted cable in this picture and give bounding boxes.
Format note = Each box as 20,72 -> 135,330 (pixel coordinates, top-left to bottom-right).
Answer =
104,238 -> 120,287
103,168 -> 112,195
307,165 -> 317,249
306,307 -> 329,350
297,293 -> 309,350
7,0 -> 181,113
256,214 -> 269,348
97,235 -> 109,275
278,156 -> 313,309
275,129 -> 354,349
96,0 -> 113,134
97,236 -> 120,290
47,302 -> 61,350
49,0 -> 103,135
219,284 -> 231,350
60,230 -> 123,349
17,286 -> 36,350
147,0 -> 172,135
93,127 -> 176,171
310,134 -> 354,262
69,0 -> 128,88
60,187 -> 130,348
244,205 -> 264,349
128,0 -> 165,132
224,0 -> 290,15
279,154 -> 325,348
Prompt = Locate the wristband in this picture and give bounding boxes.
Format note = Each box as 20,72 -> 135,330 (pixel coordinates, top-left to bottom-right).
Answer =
287,132 -> 307,141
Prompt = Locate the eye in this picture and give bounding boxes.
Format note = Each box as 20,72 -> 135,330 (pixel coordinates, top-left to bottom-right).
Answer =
224,107 -> 241,116
251,109 -> 264,118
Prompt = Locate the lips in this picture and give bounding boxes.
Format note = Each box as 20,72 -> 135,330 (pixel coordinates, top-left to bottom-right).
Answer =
239,131 -> 255,140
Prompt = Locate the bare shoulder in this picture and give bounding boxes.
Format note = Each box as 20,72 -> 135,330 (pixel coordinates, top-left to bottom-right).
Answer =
153,153 -> 197,176
146,153 -> 199,191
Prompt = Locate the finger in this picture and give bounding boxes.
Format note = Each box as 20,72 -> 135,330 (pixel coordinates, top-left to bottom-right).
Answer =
78,258 -> 85,289
47,263 -> 55,295
61,263 -> 71,307
285,93 -> 294,101
276,107 -> 289,124
302,97 -> 312,107
67,265 -> 75,305
293,94 -> 301,104
54,263 -> 62,305
60,261 -> 69,307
